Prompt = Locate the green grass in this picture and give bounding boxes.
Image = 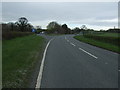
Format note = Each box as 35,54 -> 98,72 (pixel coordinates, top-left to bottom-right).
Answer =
2,34 -> 45,88
74,35 -> 119,53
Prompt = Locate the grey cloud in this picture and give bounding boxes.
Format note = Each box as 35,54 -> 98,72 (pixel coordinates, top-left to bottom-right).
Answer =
2,2 -> 118,29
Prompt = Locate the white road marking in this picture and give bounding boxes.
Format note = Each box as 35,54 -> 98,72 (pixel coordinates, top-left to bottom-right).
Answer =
70,42 -> 76,47
35,38 -> 53,88
79,48 -> 98,59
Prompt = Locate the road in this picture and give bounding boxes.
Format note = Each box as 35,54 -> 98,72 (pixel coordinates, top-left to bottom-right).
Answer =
40,35 -> 118,88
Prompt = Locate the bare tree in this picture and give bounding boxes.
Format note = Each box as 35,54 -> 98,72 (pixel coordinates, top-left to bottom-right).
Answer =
15,17 -> 28,32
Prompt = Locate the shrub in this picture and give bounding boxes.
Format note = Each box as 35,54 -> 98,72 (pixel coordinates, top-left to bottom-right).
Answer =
2,31 -> 34,40
84,34 -> 120,46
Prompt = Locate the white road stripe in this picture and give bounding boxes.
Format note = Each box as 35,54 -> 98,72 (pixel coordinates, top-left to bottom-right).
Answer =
35,38 -> 53,88
70,43 -> 76,47
79,48 -> 98,59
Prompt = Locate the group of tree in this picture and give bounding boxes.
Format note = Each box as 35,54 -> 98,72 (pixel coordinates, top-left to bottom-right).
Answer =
1,17 -> 95,35
2,17 -> 33,33
46,21 -> 71,34
106,28 -> 120,33
46,21 -> 88,34
3,17 -> 120,36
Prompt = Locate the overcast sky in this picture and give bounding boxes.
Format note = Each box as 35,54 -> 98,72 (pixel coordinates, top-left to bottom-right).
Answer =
2,2 -> 118,30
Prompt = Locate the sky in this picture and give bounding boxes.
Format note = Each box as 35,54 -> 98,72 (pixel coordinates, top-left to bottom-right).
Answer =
2,2 -> 118,30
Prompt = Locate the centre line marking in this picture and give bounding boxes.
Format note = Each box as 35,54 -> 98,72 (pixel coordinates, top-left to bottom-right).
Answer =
70,43 -> 76,47
35,38 -> 53,88
79,48 -> 98,59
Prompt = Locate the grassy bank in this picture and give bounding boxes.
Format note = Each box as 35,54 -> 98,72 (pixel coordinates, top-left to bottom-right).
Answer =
3,34 -> 45,88
74,35 -> 119,53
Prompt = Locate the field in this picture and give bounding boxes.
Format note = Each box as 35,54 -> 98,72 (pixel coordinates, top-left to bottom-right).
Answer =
74,32 -> 120,53
2,35 -> 45,88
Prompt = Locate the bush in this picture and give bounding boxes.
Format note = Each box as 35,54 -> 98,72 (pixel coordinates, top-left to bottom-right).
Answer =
2,31 -> 34,40
84,34 -> 120,46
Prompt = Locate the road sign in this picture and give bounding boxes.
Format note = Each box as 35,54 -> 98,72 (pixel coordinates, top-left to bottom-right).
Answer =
32,29 -> 36,32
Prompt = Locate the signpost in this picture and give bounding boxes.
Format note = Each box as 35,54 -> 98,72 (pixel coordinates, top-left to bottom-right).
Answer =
32,29 -> 36,32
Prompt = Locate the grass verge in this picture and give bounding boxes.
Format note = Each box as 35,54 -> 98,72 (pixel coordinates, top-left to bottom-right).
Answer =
74,35 -> 120,53
2,34 -> 45,88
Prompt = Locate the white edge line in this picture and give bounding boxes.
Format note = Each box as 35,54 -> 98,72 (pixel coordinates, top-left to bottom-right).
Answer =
79,48 -> 98,59
35,38 -> 53,89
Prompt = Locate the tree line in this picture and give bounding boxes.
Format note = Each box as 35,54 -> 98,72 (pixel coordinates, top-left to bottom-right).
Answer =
46,21 -> 93,34
2,17 -> 34,40
2,17 -> 120,35
1,17 -> 88,34
2,17 -> 33,33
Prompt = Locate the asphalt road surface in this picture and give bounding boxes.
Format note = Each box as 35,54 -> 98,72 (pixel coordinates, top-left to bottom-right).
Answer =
40,35 -> 118,88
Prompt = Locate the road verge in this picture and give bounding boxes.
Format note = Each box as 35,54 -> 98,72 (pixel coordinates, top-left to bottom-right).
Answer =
3,34 -> 45,88
74,35 -> 119,54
